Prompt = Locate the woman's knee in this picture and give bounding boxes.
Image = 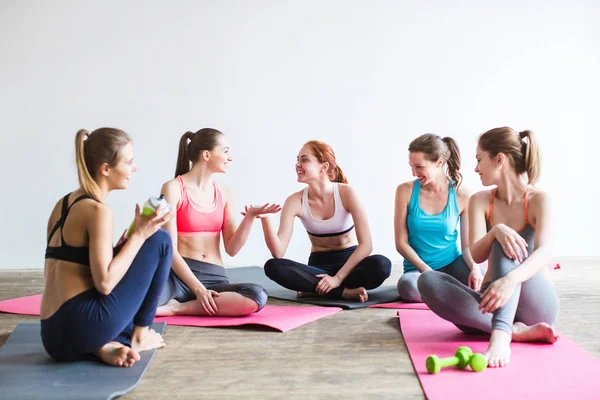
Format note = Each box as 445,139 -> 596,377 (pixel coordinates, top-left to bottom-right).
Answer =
239,284 -> 268,312
366,254 -> 392,281
264,258 -> 285,280
397,273 -> 421,302
143,229 -> 173,256
416,270 -> 442,298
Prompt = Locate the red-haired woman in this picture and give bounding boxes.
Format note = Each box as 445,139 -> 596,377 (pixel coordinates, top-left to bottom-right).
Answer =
260,141 -> 391,302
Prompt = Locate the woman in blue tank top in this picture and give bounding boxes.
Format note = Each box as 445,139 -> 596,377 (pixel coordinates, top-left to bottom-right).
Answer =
394,134 -> 483,302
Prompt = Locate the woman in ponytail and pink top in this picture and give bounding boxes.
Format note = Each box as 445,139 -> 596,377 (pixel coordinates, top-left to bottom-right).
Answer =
260,141 -> 391,302
156,128 -> 281,317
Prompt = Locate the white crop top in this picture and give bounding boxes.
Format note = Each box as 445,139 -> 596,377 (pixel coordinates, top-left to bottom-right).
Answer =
299,182 -> 355,237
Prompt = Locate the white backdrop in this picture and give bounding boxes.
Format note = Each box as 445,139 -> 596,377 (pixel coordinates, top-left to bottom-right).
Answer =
1,0 -> 599,269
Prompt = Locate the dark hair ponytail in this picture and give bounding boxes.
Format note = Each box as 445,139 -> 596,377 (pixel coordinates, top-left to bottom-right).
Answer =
174,131 -> 194,178
442,137 -> 462,190
174,128 -> 224,178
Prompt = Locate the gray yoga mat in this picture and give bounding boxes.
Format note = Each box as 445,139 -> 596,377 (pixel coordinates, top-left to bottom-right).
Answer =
0,321 -> 165,400
227,266 -> 400,309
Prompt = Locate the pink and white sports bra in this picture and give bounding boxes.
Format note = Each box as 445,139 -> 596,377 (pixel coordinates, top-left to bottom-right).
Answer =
299,182 -> 355,237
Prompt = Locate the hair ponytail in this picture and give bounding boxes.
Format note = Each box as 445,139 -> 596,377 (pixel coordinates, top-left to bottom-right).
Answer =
479,127 -> 541,185
174,131 -> 194,178
75,129 -> 102,201
442,137 -> 462,189
74,128 -> 131,202
174,128 -> 224,178
333,166 -> 349,184
519,130 -> 540,184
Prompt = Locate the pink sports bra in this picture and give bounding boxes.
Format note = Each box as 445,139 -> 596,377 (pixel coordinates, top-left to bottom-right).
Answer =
176,176 -> 224,237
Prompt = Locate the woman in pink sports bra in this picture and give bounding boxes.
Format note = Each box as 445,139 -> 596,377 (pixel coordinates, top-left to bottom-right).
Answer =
155,128 -> 281,317
417,127 -> 559,369
260,140 -> 391,302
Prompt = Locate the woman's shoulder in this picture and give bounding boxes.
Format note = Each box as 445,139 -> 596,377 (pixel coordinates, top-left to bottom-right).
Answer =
469,188 -> 495,208
395,180 -> 415,199
528,187 -> 548,208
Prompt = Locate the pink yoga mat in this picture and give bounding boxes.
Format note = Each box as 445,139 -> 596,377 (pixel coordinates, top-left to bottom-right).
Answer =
155,305 -> 341,332
0,295 -> 341,332
368,302 -> 430,310
398,309 -> 600,400
0,294 -> 41,316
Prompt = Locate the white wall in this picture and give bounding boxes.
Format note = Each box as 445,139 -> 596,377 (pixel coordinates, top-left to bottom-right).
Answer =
1,0 -> 598,269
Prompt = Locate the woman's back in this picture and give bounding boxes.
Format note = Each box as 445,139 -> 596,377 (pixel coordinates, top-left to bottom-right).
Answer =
41,192 -> 98,319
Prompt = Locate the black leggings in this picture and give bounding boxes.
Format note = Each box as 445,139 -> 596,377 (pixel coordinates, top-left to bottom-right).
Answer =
264,246 -> 391,297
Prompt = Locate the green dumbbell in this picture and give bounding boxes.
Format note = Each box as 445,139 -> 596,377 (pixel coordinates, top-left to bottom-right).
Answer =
426,346 -> 473,374
426,346 -> 488,373
468,353 -> 487,372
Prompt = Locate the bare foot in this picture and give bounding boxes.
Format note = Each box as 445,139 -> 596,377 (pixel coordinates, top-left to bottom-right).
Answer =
155,299 -> 179,316
96,341 -> 140,367
297,291 -> 319,298
512,322 -> 560,343
342,287 -> 368,302
484,329 -> 511,368
131,328 -> 166,353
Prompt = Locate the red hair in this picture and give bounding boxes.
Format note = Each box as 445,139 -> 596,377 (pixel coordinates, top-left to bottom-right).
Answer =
303,140 -> 348,183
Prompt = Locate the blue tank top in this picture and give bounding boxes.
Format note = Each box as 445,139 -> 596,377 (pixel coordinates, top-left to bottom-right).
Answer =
403,179 -> 461,272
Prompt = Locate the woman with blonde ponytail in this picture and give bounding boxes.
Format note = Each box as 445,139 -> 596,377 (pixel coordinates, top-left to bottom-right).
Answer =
156,128 -> 280,317
394,133 -> 481,303
260,140 -> 391,303
418,127 -> 559,369
41,128 -> 174,368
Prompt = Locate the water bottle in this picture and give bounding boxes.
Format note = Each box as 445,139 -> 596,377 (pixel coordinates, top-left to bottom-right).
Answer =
126,194 -> 171,238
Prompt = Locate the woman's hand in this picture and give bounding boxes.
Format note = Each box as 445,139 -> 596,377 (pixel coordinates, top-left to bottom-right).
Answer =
493,224 -> 528,262
468,267 -> 484,292
315,274 -> 341,295
479,276 -> 517,314
132,204 -> 174,240
194,287 -> 220,315
241,203 -> 282,219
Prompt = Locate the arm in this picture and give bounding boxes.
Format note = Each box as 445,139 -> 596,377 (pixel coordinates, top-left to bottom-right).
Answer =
505,192 -> 553,284
333,185 -> 373,281
468,192 -> 497,264
260,192 -> 300,258
457,186 -> 477,270
221,187 -> 281,257
88,202 -> 171,295
393,183 -> 431,273
221,186 -> 256,257
458,187 -> 483,290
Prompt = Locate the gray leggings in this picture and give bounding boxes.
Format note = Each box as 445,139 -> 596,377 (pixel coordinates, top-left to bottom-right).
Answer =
157,258 -> 268,311
417,240 -> 559,334
397,256 -> 470,302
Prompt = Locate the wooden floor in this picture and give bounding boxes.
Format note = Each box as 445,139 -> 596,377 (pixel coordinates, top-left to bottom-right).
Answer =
1,258 -> 598,400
